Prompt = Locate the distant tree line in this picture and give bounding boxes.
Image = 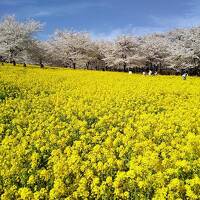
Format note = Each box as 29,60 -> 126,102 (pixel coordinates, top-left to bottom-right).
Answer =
0,15 -> 200,75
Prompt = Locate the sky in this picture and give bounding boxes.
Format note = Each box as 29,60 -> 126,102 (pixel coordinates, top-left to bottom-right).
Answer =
0,0 -> 200,40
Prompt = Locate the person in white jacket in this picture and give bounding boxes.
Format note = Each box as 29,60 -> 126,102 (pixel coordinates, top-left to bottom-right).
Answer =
182,72 -> 188,80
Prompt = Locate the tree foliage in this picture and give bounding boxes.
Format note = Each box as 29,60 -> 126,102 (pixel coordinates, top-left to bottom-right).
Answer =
0,15 -> 200,73
0,16 -> 42,63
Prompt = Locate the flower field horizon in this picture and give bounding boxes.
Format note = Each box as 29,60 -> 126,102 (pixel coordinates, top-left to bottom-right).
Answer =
0,65 -> 200,199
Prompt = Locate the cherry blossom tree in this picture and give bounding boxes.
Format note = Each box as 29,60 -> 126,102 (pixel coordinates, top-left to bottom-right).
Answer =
0,15 -> 199,75
165,28 -> 193,68
139,34 -> 172,69
99,35 -> 141,71
46,30 -> 94,69
0,15 -> 42,65
24,40 -> 48,67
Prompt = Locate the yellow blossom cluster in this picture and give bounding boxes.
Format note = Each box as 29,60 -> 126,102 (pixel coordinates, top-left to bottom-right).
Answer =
0,65 -> 200,199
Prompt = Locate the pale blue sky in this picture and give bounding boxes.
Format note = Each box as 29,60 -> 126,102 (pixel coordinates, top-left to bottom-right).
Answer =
0,0 -> 200,40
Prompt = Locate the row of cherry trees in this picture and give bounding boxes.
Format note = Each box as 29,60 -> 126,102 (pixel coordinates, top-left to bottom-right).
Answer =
1,15 -> 200,71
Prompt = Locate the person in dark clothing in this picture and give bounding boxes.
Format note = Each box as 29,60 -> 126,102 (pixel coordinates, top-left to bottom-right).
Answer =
13,60 -> 16,66
40,62 -> 44,68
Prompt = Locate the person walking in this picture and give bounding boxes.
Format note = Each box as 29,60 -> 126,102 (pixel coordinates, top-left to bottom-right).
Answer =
182,72 -> 188,80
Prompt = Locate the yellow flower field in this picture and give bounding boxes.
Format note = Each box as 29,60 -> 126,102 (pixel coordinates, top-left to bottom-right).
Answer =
0,65 -> 200,199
